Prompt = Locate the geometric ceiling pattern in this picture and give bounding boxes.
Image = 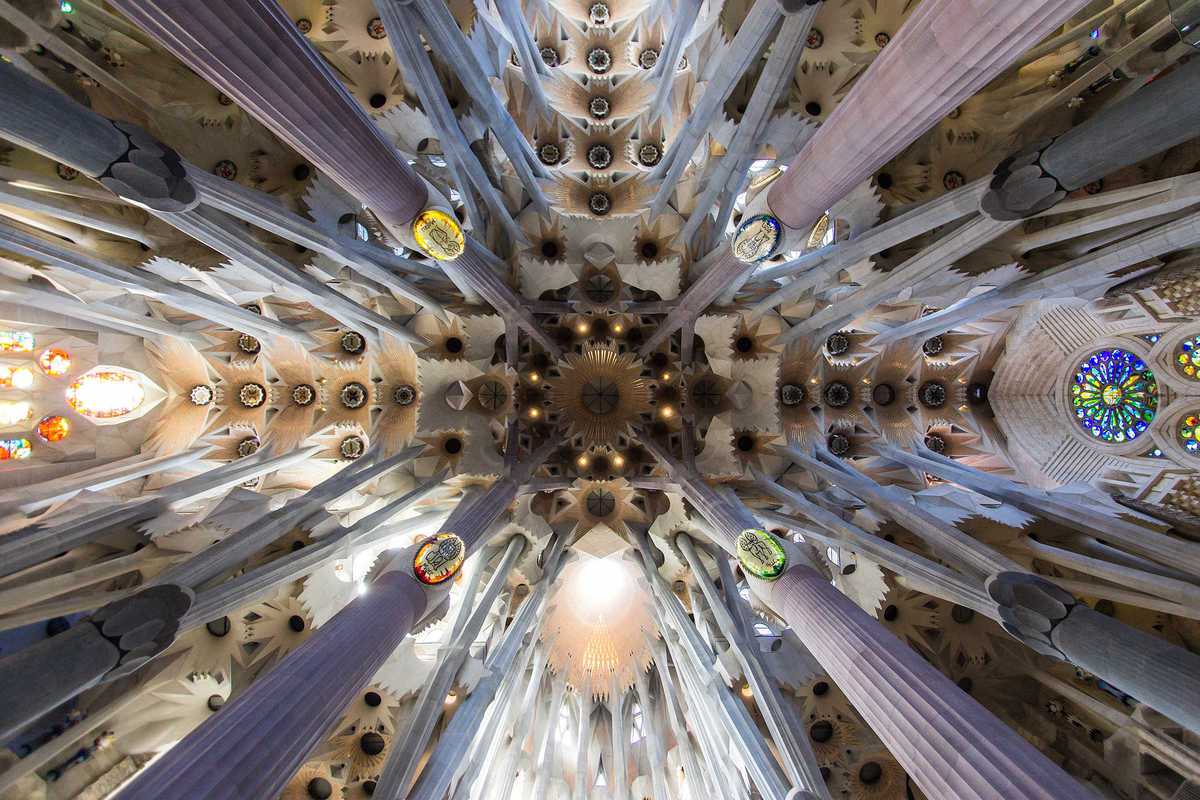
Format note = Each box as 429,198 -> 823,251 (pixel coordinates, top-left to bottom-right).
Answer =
0,0 -> 1199,799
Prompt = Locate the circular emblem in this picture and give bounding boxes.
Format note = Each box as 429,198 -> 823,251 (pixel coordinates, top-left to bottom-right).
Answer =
736,528 -> 787,580
412,209 -> 465,261
413,532 -> 466,585
732,214 -> 782,264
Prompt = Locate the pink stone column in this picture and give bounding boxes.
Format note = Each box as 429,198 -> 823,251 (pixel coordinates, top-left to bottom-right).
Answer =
764,0 -> 1091,233
762,565 -> 1094,800
114,570 -> 429,800
107,0 -> 428,235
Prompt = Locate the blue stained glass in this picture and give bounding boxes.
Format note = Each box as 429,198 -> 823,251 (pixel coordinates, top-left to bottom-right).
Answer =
1070,349 -> 1158,443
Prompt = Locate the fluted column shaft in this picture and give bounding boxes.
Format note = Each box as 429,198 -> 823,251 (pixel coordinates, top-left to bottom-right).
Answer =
765,0 -> 1090,232
107,0 -> 428,233
115,570 -> 428,800
761,565 -> 1093,800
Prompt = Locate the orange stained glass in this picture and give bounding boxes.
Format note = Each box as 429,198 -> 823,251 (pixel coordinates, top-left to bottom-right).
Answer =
38,348 -> 71,377
36,415 -> 70,442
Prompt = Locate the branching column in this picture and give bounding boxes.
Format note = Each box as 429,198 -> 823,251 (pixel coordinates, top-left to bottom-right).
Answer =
0,59 -> 196,212
758,565 -> 1094,799
106,0 -> 430,239
655,441 -> 1095,798
114,569 -> 430,799
983,58 -> 1200,219
989,572 -> 1200,733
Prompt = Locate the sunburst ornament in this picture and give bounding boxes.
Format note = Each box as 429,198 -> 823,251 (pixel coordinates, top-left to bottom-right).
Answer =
549,347 -> 650,446
736,528 -> 787,580
413,532 -> 466,585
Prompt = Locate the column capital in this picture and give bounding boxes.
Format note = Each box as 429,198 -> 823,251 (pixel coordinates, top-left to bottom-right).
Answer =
980,138 -> 1067,221
985,571 -> 1078,660
99,121 -> 198,213
90,583 -> 194,679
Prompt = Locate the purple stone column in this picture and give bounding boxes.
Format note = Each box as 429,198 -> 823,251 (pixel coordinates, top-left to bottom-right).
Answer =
763,0 -> 1091,234
761,565 -> 1095,800
114,570 -> 429,799
106,0 -> 428,236
648,436 -> 1095,798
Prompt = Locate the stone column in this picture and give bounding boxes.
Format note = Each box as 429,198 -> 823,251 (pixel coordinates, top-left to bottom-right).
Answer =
572,693 -> 593,800
0,446 -> 212,522
676,533 -> 831,799
756,0 -> 1091,239
447,241 -> 564,357
988,572 -> 1200,734
665,464 -> 1094,798
876,443 -> 1200,576
150,445 -> 424,590
983,58 -> 1200,220
0,446 -> 318,581
114,569 -> 430,800
0,219 -> 304,344
402,535 -> 566,800
0,585 -> 192,742
106,0 -> 430,239
757,563 -> 1095,800
375,535 -> 528,795
0,60 -> 197,212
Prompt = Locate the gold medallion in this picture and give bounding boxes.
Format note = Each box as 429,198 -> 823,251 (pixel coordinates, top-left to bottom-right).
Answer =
731,214 -> 782,264
413,532 -> 466,585
412,209 -> 465,261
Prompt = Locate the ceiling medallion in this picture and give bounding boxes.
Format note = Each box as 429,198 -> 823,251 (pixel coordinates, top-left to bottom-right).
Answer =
412,209 -> 465,261
736,529 -> 787,581
732,214 -> 782,264
413,532 -> 466,585
549,347 -> 650,446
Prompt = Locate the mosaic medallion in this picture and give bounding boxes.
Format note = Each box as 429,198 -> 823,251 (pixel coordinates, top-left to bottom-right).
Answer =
412,209 -> 465,261
735,528 -> 787,580
731,214 -> 782,264
413,532 -> 466,585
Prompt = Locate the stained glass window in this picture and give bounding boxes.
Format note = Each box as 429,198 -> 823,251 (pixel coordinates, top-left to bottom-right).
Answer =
1177,337 -> 1200,380
0,366 -> 34,389
38,348 -> 71,377
0,438 -> 32,460
1071,349 -> 1158,443
36,415 -> 70,443
66,369 -> 145,419
0,331 -> 34,353
0,401 -> 32,427
1181,415 -> 1200,454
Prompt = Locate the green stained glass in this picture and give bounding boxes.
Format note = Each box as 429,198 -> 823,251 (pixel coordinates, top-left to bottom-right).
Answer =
1071,349 -> 1157,443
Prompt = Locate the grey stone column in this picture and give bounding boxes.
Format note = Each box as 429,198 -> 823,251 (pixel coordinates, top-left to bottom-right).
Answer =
401,535 -> 566,800
665,469 -> 1093,798
759,0 -> 1091,236
106,0 -> 429,237
988,572 -> 1200,734
113,569 -> 429,800
0,60 -> 197,212
984,58 -> 1200,219
0,585 -> 192,742
375,535 -> 528,795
